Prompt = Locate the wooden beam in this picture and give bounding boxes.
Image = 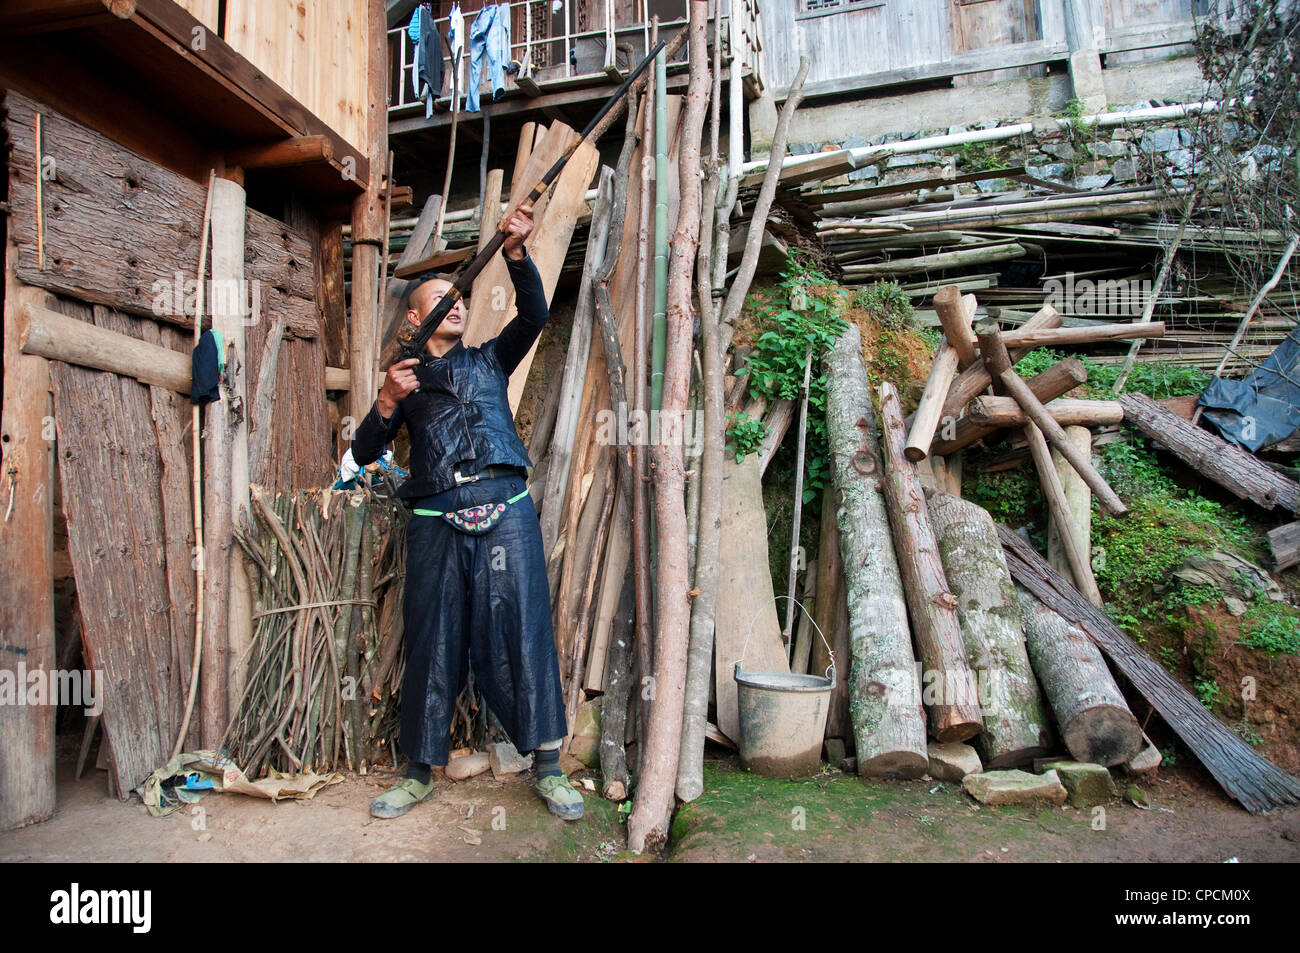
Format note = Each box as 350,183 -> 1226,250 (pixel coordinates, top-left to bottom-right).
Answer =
20,301 -> 190,391
1000,322 -> 1166,349
348,0 -> 389,421
966,396 -> 1124,429
392,244 -> 474,279
20,292 -> 349,394
226,134 -> 332,169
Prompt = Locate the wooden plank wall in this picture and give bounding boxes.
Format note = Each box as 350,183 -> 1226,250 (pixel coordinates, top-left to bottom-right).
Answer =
761,0 -> 1198,92
224,0 -> 368,154
4,90 -> 333,489
174,0 -> 222,33
48,299 -> 196,797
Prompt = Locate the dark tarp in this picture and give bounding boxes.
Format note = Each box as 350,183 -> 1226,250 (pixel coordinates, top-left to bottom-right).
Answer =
1198,325 -> 1300,452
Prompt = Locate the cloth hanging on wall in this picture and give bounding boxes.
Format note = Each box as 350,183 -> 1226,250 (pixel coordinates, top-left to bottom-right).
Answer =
466,3 -> 511,113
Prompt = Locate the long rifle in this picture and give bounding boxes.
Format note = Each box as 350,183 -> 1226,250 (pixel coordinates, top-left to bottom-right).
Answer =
392,38 -> 670,364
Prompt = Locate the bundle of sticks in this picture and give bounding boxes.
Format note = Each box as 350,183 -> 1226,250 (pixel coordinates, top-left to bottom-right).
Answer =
226,484 -> 410,777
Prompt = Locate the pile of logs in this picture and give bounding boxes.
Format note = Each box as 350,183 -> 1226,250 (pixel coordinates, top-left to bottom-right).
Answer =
817,294 -> 1300,813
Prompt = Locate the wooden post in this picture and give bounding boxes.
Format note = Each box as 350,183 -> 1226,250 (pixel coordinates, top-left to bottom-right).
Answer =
826,326 -> 927,778
1024,420 -> 1104,606
1047,425 -> 1094,582
200,176 -> 249,746
347,0 -> 389,424
879,382 -> 983,742
999,367 -> 1127,517
0,270 -> 56,831
904,340 -> 959,462
932,285 -> 977,369
976,322 -> 1104,603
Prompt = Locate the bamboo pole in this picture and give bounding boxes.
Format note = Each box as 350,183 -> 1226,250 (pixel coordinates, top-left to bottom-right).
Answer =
650,44 -> 669,412
172,169 -> 215,760
782,343 -> 814,657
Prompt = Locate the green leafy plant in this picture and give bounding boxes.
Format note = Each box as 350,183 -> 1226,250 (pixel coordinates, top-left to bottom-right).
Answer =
851,280 -> 915,329
1235,719 -> 1263,747
954,141 -> 1001,173
725,411 -> 766,463
1236,596 -> 1300,655
741,255 -> 849,504
1194,676 -> 1223,710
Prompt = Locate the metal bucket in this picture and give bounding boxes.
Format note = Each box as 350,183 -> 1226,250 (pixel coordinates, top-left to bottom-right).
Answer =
734,597 -> 835,779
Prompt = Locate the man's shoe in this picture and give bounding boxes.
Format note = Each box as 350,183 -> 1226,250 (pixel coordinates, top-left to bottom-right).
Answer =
369,777 -> 436,819
534,774 -> 584,821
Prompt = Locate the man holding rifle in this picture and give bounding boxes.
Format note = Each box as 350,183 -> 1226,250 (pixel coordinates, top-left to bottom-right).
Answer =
350,204 -> 582,822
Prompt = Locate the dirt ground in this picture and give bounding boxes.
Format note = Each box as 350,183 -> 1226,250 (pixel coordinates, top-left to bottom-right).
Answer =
4,742 -> 1299,862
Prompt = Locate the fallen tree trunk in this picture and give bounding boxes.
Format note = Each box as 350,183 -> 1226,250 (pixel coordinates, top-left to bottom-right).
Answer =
1015,587 -> 1143,766
826,326 -> 928,777
1001,526 -> 1300,813
930,494 -> 1053,768
879,382 -> 983,743
1119,393 -> 1300,513
977,324 -> 1101,603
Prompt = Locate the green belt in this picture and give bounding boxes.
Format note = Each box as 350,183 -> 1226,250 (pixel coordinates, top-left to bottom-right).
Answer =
413,487 -> 531,518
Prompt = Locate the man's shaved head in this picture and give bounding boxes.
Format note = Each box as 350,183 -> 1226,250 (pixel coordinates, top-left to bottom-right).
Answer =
405,274 -> 468,353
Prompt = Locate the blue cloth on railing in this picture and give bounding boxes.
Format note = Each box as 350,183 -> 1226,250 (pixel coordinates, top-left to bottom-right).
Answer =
466,3 -> 510,113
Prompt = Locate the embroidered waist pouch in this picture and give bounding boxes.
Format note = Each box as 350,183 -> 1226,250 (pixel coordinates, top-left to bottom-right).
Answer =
412,487 -> 532,535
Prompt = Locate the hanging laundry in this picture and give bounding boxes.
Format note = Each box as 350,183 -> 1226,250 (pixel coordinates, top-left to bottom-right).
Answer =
409,3 -> 447,119
447,3 -> 466,104
466,3 -> 511,113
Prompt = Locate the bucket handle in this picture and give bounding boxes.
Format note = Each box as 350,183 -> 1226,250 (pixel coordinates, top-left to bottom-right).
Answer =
736,595 -> 836,683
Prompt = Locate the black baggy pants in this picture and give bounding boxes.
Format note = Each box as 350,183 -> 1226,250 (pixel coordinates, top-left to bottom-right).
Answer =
399,471 -> 567,766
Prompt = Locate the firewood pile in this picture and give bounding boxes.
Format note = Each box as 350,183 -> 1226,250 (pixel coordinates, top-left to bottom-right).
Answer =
819,292 -> 1300,813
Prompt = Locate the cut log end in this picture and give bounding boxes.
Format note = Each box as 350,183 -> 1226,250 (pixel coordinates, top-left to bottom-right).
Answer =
858,751 -> 929,780
933,721 -> 983,744
1062,705 -> 1144,767
983,743 -> 1054,771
